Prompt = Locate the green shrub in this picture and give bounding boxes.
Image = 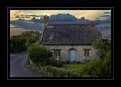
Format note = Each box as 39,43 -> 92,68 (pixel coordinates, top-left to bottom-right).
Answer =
10,35 -> 27,53
28,61 -> 82,77
27,42 -> 52,65
44,57 -> 63,67
61,60 -> 70,64
83,39 -> 112,77
101,50 -> 111,77
93,39 -> 111,58
82,50 -> 111,77
82,59 -> 102,76
46,66 -> 82,77
21,31 -> 40,46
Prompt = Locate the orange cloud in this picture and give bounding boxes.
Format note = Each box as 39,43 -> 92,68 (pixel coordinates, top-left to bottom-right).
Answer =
10,10 -> 111,20
10,10 -> 25,20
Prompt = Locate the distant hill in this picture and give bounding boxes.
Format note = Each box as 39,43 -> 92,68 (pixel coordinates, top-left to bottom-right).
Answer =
10,20 -> 43,30
40,13 -> 78,23
92,19 -> 111,25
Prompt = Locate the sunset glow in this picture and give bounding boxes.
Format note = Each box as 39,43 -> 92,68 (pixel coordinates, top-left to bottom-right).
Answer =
10,10 -> 111,20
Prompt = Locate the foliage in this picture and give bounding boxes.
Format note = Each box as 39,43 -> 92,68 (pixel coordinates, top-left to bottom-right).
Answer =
46,66 -> 82,77
93,39 -> 111,58
27,42 -> 52,65
10,35 -> 27,53
82,39 -> 112,77
61,60 -> 70,64
101,49 -> 111,77
21,31 -> 41,46
82,50 -> 111,77
28,62 -> 82,77
27,62 -> 42,74
82,59 -> 103,77
44,57 -> 63,67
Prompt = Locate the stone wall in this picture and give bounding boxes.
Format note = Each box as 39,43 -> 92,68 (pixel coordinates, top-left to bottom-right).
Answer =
45,45 -> 97,62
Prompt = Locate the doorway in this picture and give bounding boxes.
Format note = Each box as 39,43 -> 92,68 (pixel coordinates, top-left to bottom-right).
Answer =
69,50 -> 75,62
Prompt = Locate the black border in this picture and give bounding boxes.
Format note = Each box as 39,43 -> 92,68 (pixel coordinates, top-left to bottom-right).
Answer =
7,7 -> 114,80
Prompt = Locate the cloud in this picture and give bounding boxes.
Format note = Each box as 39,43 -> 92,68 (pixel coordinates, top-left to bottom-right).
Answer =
10,10 -> 111,20
100,15 -> 111,18
99,14 -> 111,20
104,12 -> 111,14
10,10 -> 26,19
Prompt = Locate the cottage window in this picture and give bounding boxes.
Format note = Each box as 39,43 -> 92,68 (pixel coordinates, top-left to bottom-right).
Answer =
53,49 -> 61,57
83,49 -> 91,57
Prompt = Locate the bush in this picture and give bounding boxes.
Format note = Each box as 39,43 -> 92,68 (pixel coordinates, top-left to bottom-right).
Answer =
10,35 -> 27,53
82,59 -> 102,77
44,57 -> 63,67
21,31 -> 41,46
93,39 -> 111,58
82,50 -> 111,77
45,66 -> 82,77
27,42 -> 52,65
28,63 -> 82,77
82,39 -> 112,77
61,60 -> 70,64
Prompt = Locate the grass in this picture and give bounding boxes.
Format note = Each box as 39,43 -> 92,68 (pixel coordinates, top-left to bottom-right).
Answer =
63,63 -> 86,73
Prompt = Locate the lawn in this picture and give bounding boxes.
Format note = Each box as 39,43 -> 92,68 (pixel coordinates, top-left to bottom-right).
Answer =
63,63 -> 86,73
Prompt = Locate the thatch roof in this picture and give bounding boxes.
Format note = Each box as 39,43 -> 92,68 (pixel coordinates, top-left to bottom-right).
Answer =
41,23 -> 102,45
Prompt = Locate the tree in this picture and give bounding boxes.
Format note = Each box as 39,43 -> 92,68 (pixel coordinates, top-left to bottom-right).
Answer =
10,35 -> 27,53
21,31 -> 41,46
93,39 -> 111,58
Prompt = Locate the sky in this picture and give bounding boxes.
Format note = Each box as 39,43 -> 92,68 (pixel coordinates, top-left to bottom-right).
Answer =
10,10 -> 111,20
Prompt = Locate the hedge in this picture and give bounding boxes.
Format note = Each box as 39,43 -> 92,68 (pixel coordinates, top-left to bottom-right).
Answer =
27,42 -> 52,65
28,62 -> 82,77
82,52 -> 111,77
45,66 -> 82,77
10,35 -> 27,53
44,57 -> 63,67
21,31 -> 40,46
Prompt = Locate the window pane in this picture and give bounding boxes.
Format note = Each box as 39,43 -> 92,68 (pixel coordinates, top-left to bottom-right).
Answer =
58,50 -> 60,56
53,49 -> 61,57
84,50 -> 86,56
84,49 -> 90,57
87,50 -> 89,56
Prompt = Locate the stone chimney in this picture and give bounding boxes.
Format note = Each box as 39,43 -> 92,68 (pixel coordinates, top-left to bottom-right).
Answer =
43,15 -> 49,26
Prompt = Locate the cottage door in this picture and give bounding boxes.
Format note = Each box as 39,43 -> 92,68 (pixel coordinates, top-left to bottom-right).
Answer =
69,50 -> 75,62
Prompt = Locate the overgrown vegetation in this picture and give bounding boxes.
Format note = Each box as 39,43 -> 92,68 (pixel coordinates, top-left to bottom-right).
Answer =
44,57 -> 63,67
10,31 -> 41,53
82,39 -> 111,77
45,66 -> 82,77
28,63 -> 82,77
21,31 -> 41,46
62,39 -> 112,77
27,42 -> 52,65
27,42 -> 63,67
93,39 -> 111,58
10,35 -> 27,53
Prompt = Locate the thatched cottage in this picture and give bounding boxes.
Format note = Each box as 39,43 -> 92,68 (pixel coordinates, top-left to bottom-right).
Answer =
41,16 -> 102,62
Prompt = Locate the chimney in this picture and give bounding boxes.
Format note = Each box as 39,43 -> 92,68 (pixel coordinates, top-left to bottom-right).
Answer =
43,15 -> 49,26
